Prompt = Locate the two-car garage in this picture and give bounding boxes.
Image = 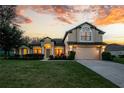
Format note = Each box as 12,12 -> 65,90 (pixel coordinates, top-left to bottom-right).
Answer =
75,47 -> 100,60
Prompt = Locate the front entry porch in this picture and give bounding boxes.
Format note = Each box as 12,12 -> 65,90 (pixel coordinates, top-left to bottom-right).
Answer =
42,43 -> 54,59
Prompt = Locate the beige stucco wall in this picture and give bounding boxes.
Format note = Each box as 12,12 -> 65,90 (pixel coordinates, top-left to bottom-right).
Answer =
92,29 -> 103,42
66,24 -> 103,42
64,36 -> 69,56
68,29 -> 77,42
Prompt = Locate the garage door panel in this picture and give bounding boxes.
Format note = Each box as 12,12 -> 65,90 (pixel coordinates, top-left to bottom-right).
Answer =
75,48 -> 99,59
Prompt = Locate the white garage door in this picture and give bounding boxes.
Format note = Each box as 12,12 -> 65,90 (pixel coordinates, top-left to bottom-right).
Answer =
75,48 -> 99,60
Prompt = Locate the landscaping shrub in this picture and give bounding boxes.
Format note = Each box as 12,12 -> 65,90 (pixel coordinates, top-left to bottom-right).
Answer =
54,56 -> 61,60
49,54 -> 67,60
68,51 -> 76,60
23,54 -> 44,60
3,54 -> 20,60
61,53 -> 66,59
49,55 -> 54,60
119,55 -> 124,58
113,57 -> 124,64
8,54 -> 44,60
111,55 -> 116,60
102,52 -> 113,61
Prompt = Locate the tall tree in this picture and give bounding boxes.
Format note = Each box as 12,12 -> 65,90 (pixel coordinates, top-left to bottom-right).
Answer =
0,5 -> 16,27
0,5 -> 24,58
22,36 -> 31,45
1,25 -> 23,57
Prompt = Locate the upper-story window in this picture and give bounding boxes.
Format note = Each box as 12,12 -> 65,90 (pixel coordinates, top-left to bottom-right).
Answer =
80,27 -> 92,41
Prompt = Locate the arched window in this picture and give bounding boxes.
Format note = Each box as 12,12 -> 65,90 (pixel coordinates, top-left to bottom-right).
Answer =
80,27 -> 92,41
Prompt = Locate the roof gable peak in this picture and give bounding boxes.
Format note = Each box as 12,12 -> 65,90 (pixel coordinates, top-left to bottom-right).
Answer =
63,21 -> 105,41
40,37 -> 52,42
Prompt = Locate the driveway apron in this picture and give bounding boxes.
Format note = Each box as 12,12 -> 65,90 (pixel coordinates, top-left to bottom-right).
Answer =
77,60 -> 124,88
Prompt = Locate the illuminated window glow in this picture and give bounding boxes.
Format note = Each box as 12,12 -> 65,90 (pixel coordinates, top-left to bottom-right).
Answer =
69,45 -> 73,51
33,47 -> 42,54
21,48 -> 28,55
44,44 -> 51,49
55,47 -> 63,56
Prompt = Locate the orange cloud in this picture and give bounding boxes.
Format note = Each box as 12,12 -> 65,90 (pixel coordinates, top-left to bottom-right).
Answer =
57,17 -> 73,24
52,6 -> 76,24
16,5 -> 95,24
95,6 -> 124,25
16,5 -> 124,25
15,16 -> 32,24
16,5 -> 78,24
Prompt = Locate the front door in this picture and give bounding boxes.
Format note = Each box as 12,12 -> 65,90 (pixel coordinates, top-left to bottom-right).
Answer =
46,49 -> 50,58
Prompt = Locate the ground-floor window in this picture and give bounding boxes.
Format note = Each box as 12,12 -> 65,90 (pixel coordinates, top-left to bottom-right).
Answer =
33,49 -> 42,54
55,48 -> 63,56
20,48 -> 28,55
33,47 -> 42,54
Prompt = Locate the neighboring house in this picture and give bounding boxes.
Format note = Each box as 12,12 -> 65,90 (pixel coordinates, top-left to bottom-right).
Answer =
105,44 -> 124,56
17,22 -> 106,60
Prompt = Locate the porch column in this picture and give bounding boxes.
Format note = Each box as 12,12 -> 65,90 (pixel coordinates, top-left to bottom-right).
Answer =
42,47 -> 44,54
98,46 -> 102,60
30,48 -> 33,54
52,46 -> 54,56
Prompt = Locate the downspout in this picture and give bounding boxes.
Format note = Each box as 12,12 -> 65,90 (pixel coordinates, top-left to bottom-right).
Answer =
76,28 -> 77,42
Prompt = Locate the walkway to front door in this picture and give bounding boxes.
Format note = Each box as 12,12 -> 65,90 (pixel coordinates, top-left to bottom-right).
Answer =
77,60 -> 124,88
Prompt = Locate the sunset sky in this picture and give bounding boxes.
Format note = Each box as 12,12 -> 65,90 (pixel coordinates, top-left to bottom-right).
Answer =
15,5 -> 124,45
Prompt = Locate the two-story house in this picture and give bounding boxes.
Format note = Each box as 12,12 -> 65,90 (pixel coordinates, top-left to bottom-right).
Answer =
17,22 -> 106,60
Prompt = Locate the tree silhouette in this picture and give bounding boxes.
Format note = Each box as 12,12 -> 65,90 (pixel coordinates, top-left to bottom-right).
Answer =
0,5 -> 25,58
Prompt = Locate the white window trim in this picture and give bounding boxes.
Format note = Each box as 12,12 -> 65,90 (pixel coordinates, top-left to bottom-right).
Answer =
80,26 -> 93,42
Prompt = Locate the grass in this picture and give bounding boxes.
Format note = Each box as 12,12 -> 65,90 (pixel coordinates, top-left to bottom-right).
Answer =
113,57 -> 124,64
0,59 -> 118,88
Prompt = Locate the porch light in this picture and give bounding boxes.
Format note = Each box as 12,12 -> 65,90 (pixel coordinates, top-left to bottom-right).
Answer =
102,46 -> 106,49
44,44 -> 51,48
69,45 -> 73,51
73,45 -> 77,48
46,45 -> 50,48
96,45 -> 101,48
100,46 -> 106,52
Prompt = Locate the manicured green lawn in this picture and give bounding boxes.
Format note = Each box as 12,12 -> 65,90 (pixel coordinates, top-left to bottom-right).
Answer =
0,59 -> 118,88
113,57 -> 124,64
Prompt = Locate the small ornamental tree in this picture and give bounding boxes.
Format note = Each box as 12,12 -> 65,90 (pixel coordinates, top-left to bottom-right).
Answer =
68,51 -> 76,60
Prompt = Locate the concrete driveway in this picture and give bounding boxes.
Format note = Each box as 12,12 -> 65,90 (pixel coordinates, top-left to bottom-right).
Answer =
77,60 -> 124,88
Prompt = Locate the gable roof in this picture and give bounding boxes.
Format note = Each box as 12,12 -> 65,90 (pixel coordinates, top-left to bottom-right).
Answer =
53,39 -> 64,46
63,22 -> 105,41
40,37 -> 53,42
29,39 -> 41,46
106,44 -> 124,51
29,42 -> 41,46
40,37 -> 64,46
